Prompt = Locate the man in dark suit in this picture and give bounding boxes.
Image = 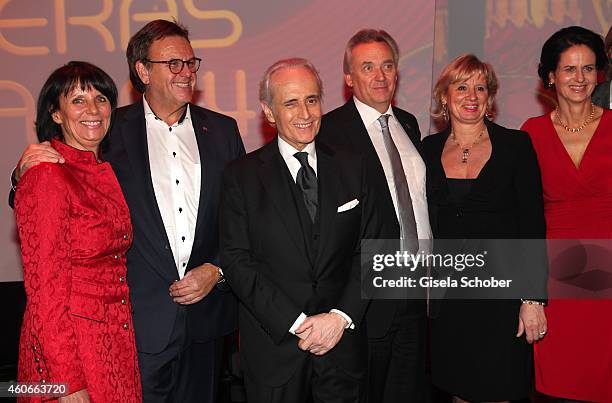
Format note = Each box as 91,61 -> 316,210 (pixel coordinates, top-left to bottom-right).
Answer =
12,20 -> 244,403
219,58 -> 379,403
319,29 -> 432,403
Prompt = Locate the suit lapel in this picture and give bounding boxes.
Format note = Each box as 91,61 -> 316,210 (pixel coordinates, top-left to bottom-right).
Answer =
314,143 -> 339,266
392,105 -> 423,156
342,100 -> 381,160
117,101 -> 176,277
258,140 -> 311,263
190,106 -> 211,240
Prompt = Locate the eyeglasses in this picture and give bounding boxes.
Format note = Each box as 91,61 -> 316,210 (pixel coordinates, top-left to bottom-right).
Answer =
143,57 -> 202,74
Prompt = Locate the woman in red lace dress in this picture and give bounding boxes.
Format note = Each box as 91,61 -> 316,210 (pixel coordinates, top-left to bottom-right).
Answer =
521,26 -> 612,402
14,62 -> 141,402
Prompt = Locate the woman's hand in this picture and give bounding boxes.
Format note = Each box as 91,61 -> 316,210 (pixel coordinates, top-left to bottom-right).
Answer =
517,303 -> 547,344
58,389 -> 90,402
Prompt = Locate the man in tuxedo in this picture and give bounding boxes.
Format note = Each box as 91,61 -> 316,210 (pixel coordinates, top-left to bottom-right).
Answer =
219,58 -> 379,402
12,20 -> 244,402
319,29 -> 432,403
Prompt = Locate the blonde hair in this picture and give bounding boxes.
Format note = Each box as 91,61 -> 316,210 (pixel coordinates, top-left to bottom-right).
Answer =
431,54 -> 498,125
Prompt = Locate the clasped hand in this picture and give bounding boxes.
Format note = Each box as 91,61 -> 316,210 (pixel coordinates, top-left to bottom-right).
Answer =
169,263 -> 220,304
294,312 -> 348,356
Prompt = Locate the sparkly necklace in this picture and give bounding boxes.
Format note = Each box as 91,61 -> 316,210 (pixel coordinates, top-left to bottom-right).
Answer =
450,129 -> 484,164
555,103 -> 596,133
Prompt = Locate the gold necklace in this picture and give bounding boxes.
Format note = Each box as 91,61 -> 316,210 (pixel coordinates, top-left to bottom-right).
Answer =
555,103 -> 596,133
450,129 -> 484,164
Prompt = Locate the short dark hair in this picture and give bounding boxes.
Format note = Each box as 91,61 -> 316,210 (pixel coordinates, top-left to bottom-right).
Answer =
343,29 -> 399,74
126,19 -> 190,93
605,25 -> 612,55
604,25 -> 612,80
36,61 -> 117,142
537,26 -> 608,87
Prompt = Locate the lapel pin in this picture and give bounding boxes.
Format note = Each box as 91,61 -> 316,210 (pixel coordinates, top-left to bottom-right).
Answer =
202,126 -> 208,133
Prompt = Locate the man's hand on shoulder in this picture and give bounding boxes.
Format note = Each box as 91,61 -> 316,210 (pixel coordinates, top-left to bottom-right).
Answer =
169,263 -> 221,305
16,141 -> 65,181
295,312 -> 348,356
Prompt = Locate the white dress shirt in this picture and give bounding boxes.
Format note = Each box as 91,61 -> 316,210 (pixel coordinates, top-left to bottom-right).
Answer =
353,97 -> 432,248
276,137 -> 354,334
144,97 -> 201,278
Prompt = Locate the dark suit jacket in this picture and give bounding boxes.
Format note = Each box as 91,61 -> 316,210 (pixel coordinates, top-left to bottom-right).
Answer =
318,99 -> 425,338
422,120 -> 547,313
422,120 -> 545,239
219,139 -> 380,386
102,100 -> 245,353
593,80 -> 611,109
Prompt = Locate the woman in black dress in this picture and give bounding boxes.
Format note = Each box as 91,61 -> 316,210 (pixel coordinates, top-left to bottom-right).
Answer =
423,54 -> 547,402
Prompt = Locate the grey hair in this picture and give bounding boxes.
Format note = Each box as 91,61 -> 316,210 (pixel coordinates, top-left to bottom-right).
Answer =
259,58 -> 323,105
343,29 -> 399,74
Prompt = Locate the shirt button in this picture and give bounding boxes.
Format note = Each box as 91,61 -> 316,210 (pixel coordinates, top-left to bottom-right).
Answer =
119,276 -> 125,283
123,234 -> 129,240
114,254 -> 120,259
32,346 -> 37,352
37,367 -> 43,374
123,323 -> 129,330
34,357 -> 40,363
121,299 -> 127,305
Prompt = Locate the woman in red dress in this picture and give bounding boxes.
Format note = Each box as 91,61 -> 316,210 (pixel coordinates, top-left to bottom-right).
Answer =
14,62 -> 141,402
521,26 -> 612,402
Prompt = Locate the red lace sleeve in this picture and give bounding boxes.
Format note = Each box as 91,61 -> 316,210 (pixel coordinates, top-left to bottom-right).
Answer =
15,163 -> 87,392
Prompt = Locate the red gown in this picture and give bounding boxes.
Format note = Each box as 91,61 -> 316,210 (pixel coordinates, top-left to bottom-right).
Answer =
521,110 -> 612,402
14,140 -> 141,403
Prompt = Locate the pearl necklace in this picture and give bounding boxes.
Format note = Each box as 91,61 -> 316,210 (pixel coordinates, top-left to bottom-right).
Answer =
555,103 -> 596,133
450,129 -> 484,164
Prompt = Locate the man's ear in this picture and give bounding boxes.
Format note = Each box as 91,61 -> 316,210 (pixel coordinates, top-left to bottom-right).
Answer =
344,73 -> 353,88
260,102 -> 276,126
135,60 -> 151,86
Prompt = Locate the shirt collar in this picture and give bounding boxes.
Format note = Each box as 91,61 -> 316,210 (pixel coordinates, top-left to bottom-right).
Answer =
353,96 -> 395,128
143,96 -> 191,126
277,136 -> 317,164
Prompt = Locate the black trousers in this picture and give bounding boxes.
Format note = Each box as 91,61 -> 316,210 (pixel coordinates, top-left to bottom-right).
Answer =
244,353 -> 366,403
137,308 -> 224,403
367,300 -> 428,403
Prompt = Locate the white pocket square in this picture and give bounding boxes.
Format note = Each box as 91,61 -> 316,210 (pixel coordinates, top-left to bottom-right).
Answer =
337,199 -> 359,212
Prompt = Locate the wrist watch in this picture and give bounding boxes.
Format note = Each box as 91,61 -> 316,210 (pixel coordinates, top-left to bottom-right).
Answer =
216,266 -> 225,283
